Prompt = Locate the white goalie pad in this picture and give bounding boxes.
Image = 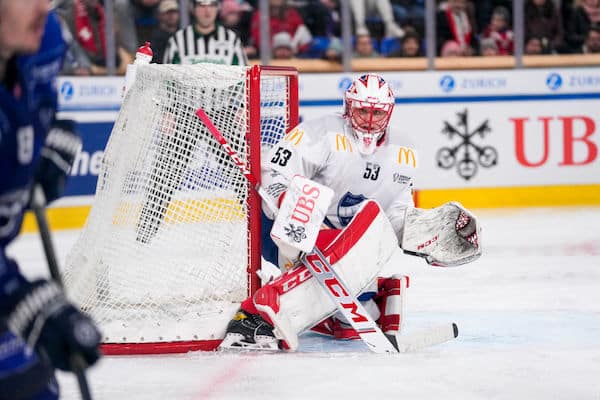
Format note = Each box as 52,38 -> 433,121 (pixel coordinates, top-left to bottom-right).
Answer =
401,202 -> 481,267
260,200 -> 398,341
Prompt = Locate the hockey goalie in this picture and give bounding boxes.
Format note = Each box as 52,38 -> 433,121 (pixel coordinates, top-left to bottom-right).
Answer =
219,73 -> 482,351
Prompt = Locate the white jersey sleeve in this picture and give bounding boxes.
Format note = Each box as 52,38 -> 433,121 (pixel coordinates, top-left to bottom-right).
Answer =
260,116 -> 333,215
261,113 -> 418,244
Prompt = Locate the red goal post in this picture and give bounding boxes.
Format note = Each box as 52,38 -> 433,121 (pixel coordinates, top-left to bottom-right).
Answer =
63,64 -> 299,354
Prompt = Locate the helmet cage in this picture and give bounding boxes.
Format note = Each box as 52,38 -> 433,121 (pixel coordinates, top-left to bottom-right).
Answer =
346,99 -> 394,136
344,74 -> 395,154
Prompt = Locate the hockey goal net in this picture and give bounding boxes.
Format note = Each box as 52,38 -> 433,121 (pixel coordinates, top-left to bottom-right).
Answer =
63,64 -> 298,354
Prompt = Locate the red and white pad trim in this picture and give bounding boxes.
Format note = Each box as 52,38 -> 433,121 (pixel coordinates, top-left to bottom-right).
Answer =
255,200 -> 399,346
377,275 -> 409,335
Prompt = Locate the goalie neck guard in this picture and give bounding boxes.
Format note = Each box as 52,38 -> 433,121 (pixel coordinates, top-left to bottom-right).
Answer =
344,74 -> 395,155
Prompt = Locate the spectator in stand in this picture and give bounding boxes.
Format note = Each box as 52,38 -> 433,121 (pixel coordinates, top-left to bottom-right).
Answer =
353,33 -> 380,57
436,0 -> 477,56
322,36 -> 343,61
250,0 -> 313,58
524,35 -> 550,54
220,0 -> 254,57
163,0 -> 247,65
581,23 -> 600,53
479,37 -> 500,55
349,0 -> 405,38
127,0 -> 161,44
566,0 -> 600,52
473,0 -> 512,31
390,0 -> 425,34
57,14 -> 93,75
220,0 -> 245,32
481,6 -> 514,55
561,0 -> 577,33
299,0 -> 341,39
524,0 -> 564,53
56,0 -> 134,75
113,0 -> 142,52
440,39 -> 469,56
387,30 -> 423,57
272,31 -> 295,59
149,0 -> 180,63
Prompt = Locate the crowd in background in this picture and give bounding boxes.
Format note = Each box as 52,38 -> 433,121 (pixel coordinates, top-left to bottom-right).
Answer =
54,0 -> 600,75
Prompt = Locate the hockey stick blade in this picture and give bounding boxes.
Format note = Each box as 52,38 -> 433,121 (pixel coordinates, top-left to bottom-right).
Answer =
387,323 -> 458,353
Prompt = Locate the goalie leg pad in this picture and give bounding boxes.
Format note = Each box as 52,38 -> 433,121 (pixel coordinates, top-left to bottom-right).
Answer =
268,201 -> 398,349
310,317 -> 336,336
376,274 -> 409,335
331,298 -> 380,340
316,275 -> 409,339
222,200 -> 398,351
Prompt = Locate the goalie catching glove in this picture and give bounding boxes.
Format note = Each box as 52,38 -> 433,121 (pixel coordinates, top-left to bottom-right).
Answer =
402,202 -> 481,267
5,280 -> 102,371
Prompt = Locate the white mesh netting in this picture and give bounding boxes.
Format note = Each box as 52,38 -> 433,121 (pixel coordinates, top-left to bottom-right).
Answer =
63,64 -> 292,345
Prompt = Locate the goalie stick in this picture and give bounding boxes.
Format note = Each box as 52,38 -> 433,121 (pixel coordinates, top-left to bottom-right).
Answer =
196,108 -> 458,353
302,247 -> 458,353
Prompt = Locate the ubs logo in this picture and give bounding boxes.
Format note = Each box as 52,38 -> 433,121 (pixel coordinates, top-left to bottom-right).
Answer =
436,109 -> 498,181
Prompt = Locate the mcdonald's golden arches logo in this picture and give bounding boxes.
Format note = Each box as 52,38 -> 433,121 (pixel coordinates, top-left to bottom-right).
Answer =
284,128 -> 304,146
397,146 -> 417,167
335,134 -> 353,152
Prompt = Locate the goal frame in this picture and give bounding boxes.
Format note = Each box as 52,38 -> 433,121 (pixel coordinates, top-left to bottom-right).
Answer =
98,65 -> 299,355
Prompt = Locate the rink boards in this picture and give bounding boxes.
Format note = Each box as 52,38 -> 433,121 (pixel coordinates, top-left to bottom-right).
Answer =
21,67 -> 600,232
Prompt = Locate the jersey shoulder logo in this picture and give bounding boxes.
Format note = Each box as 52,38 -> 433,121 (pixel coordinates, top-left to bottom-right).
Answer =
334,133 -> 353,153
283,127 -> 304,146
397,146 -> 417,168
337,192 -> 367,226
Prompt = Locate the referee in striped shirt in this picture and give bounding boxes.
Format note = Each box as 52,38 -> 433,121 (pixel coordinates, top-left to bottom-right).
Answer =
163,0 -> 247,65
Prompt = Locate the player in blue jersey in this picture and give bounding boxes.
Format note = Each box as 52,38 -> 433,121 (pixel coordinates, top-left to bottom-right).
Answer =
0,1 -> 101,399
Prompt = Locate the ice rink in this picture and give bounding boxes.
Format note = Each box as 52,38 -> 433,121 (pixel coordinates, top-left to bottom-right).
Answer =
7,206 -> 600,400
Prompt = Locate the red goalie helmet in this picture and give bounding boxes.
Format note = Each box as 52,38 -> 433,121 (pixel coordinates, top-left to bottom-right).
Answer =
344,74 -> 395,154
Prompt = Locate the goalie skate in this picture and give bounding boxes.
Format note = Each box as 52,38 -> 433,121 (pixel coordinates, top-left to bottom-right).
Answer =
220,309 -> 280,351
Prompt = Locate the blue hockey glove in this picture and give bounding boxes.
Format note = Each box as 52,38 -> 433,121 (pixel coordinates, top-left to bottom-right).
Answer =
6,280 -> 102,372
34,119 -> 82,203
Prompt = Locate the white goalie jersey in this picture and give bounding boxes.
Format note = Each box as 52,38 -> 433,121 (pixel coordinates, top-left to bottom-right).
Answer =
262,113 -> 418,245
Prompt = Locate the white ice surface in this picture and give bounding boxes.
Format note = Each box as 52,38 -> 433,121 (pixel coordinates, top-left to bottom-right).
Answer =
7,206 -> 600,400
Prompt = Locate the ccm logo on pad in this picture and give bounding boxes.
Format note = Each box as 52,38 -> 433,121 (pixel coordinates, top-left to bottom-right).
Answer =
417,235 -> 439,250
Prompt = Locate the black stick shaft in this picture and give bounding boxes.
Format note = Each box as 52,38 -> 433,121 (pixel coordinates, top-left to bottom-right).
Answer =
31,186 -> 93,400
